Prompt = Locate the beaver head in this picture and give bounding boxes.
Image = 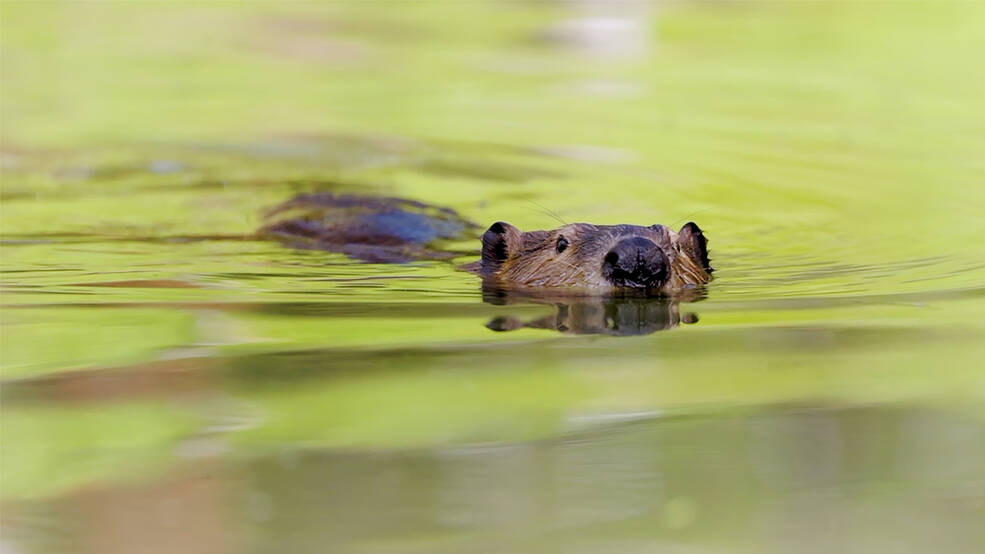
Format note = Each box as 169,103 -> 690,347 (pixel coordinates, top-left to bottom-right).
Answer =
476,221 -> 712,294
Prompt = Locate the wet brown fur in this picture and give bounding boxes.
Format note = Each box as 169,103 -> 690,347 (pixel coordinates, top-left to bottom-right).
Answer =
260,194 -> 712,294
471,221 -> 712,294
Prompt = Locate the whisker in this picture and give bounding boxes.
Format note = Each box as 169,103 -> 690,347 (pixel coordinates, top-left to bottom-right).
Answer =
525,201 -> 567,225
669,208 -> 711,229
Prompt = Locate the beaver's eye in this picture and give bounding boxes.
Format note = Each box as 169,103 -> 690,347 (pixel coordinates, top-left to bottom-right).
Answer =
555,236 -> 569,253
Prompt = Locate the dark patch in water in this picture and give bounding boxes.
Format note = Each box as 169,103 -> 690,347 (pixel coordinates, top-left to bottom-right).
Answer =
260,193 -> 479,262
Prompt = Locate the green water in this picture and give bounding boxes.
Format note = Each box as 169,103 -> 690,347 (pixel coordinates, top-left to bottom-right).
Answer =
2,2 -> 984,553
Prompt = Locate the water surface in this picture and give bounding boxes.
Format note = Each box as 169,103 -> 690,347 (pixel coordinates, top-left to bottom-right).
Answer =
2,2 -> 984,553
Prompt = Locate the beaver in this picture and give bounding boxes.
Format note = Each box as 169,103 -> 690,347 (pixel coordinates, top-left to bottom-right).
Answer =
262,193 -> 711,294
469,221 -> 712,295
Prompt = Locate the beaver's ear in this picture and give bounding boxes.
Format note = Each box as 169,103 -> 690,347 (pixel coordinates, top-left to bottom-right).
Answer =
678,222 -> 712,272
481,221 -> 521,272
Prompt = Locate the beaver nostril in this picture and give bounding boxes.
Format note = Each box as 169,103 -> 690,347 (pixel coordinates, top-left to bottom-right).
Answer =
601,237 -> 669,289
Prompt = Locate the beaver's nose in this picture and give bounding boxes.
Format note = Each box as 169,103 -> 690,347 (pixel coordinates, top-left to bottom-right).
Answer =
602,237 -> 669,289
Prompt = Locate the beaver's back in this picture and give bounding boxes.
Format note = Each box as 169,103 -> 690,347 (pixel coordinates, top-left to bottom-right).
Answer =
260,193 -> 477,263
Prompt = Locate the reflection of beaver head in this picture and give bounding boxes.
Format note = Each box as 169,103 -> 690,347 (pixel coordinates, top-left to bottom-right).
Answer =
474,221 -> 712,294
486,296 -> 700,336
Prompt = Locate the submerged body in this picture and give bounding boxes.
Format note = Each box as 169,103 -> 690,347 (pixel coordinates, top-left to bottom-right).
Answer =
260,193 -> 477,263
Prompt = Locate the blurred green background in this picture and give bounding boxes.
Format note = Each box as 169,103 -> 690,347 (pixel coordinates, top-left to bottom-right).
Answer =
2,2 -> 984,553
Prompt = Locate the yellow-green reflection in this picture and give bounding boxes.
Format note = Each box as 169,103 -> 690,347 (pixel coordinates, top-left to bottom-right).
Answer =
2,2 -> 984,553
